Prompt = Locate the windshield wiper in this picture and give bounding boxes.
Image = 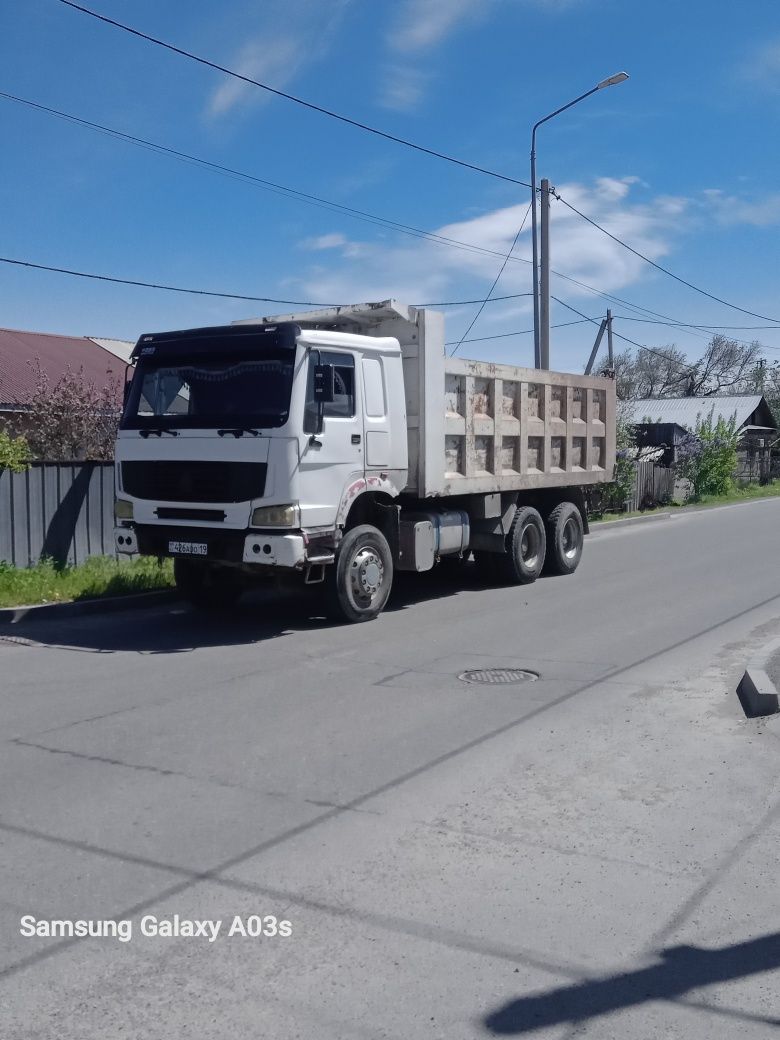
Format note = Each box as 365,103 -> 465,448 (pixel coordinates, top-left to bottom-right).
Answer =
139,428 -> 179,438
217,427 -> 260,438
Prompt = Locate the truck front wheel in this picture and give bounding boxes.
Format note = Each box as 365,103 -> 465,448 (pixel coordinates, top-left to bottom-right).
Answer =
325,524 -> 393,622
174,558 -> 243,610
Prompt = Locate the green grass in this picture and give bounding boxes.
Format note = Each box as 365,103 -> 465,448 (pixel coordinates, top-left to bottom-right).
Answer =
592,480 -> 780,524
0,555 -> 174,609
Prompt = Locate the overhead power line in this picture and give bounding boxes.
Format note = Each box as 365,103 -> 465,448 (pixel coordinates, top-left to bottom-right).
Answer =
611,314 -> 780,332
11,94 -> 775,349
0,254 -> 530,309
556,193 -> 780,324
610,313 -> 780,354
0,90 -> 503,261
10,92 -> 759,347
56,0 -> 529,187
444,317 -> 592,347
0,257 -> 339,306
551,295 -> 698,375
450,203 -> 533,357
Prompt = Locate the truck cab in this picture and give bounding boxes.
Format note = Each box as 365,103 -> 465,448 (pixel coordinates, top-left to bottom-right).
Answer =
115,319 -> 408,615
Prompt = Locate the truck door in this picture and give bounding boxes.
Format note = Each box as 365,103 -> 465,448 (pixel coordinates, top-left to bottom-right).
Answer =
300,350 -> 364,527
361,356 -> 392,470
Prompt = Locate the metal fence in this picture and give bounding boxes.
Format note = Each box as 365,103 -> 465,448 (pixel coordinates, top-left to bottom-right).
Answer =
0,462 -> 115,568
626,460 -> 676,512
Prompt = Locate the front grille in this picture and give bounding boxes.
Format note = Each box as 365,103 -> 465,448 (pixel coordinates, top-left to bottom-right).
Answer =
155,507 -> 226,522
122,461 -> 266,503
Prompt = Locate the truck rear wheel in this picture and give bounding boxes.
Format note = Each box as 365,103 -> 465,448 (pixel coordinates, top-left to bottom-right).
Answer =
174,558 -> 243,610
325,524 -> 393,622
496,506 -> 546,585
544,501 -> 584,575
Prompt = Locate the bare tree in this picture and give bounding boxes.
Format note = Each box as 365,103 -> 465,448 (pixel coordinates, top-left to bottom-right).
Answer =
12,359 -> 122,461
686,336 -> 764,397
608,336 -> 768,401
609,345 -> 689,400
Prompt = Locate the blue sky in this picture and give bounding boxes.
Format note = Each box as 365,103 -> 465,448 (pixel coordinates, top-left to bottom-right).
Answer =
3,0 -> 780,373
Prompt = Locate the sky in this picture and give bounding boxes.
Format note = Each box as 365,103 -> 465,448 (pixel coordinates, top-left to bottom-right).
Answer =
2,0 -> 780,374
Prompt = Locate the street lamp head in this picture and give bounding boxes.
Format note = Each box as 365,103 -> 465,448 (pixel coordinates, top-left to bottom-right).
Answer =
596,71 -> 629,89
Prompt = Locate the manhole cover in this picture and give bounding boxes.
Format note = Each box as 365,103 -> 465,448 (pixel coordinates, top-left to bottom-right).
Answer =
458,668 -> 539,685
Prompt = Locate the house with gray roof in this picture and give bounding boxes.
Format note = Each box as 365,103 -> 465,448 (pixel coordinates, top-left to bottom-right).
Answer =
624,395 -> 777,483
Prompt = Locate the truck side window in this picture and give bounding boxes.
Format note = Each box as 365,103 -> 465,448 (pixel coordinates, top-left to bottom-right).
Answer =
362,358 -> 386,417
304,352 -> 356,432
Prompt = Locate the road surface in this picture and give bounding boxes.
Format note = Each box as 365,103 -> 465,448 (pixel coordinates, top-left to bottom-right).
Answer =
1,499 -> 779,1038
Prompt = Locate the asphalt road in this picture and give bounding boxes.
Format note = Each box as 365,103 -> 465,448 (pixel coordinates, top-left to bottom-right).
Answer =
1,499 -> 780,1039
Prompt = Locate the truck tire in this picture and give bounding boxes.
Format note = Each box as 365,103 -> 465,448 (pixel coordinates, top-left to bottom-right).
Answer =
174,558 -> 243,610
324,524 -> 393,622
496,506 -> 546,585
544,501 -> 584,575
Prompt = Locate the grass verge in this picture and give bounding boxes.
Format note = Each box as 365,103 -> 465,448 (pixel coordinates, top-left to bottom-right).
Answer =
592,479 -> 780,524
0,556 -> 174,609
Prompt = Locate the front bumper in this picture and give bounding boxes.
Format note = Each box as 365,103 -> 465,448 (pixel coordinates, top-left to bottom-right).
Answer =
114,525 -> 307,569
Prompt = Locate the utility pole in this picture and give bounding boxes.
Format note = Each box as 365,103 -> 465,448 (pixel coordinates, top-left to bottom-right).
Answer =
539,178 -> 551,370
606,308 -> 614,370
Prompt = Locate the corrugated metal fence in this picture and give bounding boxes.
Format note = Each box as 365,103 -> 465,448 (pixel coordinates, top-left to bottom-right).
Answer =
627,460 -> 676,512
0,462 -> 115,568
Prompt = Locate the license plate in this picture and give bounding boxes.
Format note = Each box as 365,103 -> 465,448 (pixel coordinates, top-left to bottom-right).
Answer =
168,541 -> 208,556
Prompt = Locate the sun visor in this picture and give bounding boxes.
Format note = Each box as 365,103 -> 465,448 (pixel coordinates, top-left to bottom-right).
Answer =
130,322 -> 301,362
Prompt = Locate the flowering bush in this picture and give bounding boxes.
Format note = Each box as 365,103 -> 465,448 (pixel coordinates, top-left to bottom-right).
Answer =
674,410 -> 739,499
13,360 -> 122,461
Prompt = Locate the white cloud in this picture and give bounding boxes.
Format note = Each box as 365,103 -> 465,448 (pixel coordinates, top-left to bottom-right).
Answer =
378,65 -> 431,112
301,233 -> 349,251
379,0 -> 580,109
205,0 -> 353,119
389,0 -> 477,51
291,178 -> 685,325
206,37 -> 301,118
741,38 -> 780,88
701,189 -> 780,227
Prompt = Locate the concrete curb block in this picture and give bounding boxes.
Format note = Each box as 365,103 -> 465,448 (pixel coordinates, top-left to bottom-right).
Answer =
591,512 -> 672,531
736,636 -> 780,718
0,589 -> 178,626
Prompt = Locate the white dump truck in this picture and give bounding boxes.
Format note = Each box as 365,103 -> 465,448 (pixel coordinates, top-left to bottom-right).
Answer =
114,301 -> 615,621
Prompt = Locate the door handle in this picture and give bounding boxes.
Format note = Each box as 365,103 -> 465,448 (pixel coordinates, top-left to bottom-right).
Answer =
351,434 -> 361,445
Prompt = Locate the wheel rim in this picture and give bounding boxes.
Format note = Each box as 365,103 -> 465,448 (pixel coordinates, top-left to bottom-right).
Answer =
519,524 -> 541,569
349,545 -> 385,606
561,517 -> 580,560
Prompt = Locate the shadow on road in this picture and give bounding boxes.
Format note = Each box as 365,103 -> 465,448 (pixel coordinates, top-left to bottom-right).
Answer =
483,932 -> 780,1034
8,561 -> 538,654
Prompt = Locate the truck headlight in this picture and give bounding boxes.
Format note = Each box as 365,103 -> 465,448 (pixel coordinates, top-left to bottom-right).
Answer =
114,498 -> 134,520
251,504 -> 299,528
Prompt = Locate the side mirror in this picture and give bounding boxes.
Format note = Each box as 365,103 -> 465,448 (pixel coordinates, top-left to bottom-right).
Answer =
313,364 -> 335,404
123,378 -> 132,408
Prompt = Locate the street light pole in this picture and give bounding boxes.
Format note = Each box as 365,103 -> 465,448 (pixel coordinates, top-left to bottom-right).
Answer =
530,72 -> 629,369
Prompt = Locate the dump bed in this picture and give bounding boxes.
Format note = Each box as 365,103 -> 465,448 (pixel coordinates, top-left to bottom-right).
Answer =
238,301 -> 616,498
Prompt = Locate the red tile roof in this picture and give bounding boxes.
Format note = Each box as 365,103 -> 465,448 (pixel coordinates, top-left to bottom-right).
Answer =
0,327 -> 129,407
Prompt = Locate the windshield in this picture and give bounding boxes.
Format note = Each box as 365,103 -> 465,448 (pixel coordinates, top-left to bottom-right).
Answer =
120,351 -> 295,430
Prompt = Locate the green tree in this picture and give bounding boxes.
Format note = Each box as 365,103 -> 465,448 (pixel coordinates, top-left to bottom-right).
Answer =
0,430 -> 29,472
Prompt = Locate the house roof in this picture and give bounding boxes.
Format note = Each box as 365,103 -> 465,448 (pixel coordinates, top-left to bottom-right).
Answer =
624,395 -> 776,432
0,327 -> 129,408
88,336 -> 136,364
